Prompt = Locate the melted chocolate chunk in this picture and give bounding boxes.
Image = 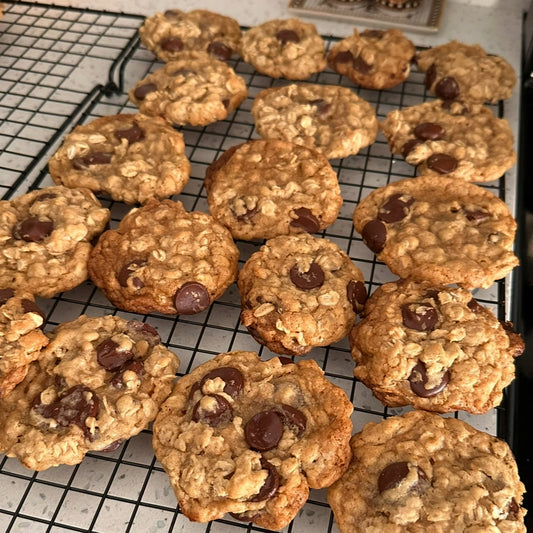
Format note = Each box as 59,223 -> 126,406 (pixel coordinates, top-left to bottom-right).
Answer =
117,259 -> 147,288
353,55 -> 372,74
127,320 -> 160,343
276,404 -> 306,437
115,123 -> 145,144
111,360 -> 145,389
401,303 -> 438,331
507,498 -> 521,520
435,76 -> 460,100
133,83 -> 158,100
72,151 -> 112,170
424,63 -> 437,89
174,281 -> 210,314
235,205 -> 259,222
21,299 -> 46,322
347,280 -> 367,312
378,462 -> 429,494
249,458 -> 280,502
362,219 -> 386,254
414,122 -> 445,141
192,394 -> 233,426
463,208 -> 490,223
200,367 -> 244,398
0,288 -> 15,306
378,194 -> 414,223
96,338 -> 135,371
289,262 -> 325,290
100,439 -> 123,452
401,138 -> 423,158
207,41 -> 232,60
426,153 -> 458,174
245,410 -> 284,451
309,98 -> 331,116
408,361 -> 450,398
467,297 -> 485,313
276,29 -> 300,44
161,36 -> 184,52
290,207 -> 320,233
333,50 -> 355,65
12,217 -> 53,242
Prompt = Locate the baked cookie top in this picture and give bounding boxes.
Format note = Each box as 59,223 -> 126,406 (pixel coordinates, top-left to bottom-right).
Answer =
251,83 -> 378,159
204,139 -> 342,240
152,350 -> 353,530
238,233 -> 367,356
352,176 -> 519,289
129,51 -> 248,127
48,113 -> 191,205
0,186 -> 110,298
0,288 -> 48,398
416,40 -> 516,104
350,279 -> 524,413
0,315 -> 179,471
88,199 -> 239,315
241,18 -> 326,80
139,9 -> 242,62
328,410 -> 526,532
380,100 -> 516,182
328,28 -> 415,90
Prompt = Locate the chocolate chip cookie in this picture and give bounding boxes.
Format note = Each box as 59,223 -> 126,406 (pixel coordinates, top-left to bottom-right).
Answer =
0,186 -> 110,298
204,139 -> 342,240
88,199 -> 239,315
251,83 -> 378,159
48,113 -> 190,205
0,315 -> 179,471
328,28 -> 415,90
129,51 -> 248,127
238,233 -> 367,356
416,40 -> 516,104
139,9 -> 242,63
350,279 -> 524,413
328,410 -> 526,532
352,176 -> 519,289
0,289 -> 48,398
152,350 -> 353,530
380,100 -> 516,182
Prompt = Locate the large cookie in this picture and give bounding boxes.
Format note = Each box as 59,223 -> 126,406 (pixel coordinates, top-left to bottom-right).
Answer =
204,139 -> 342,240
352,176 -> 519,289
251,83 -> 378,159
152,350 -> 353,530
139,9 -> 242,62
129,51 -> 248,127
349,280 -> 524,413
328,410 -> 526,532
0,315 -> 179,471
238,233 -> 367,356
0,186 -> 110,298
328,28 -> 415,89
416,40 -> 516,104
88,199 -> 239,315
380,99 -> 516,182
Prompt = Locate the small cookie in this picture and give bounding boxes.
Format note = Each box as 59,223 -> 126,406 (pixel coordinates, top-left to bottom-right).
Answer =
349,280 -> 524,413
380,99 -> 516,182
352,176 -> 519,289
152,350 -> 353,530
241,18 -> 326,80
48,113 -> 190,205
204,139 -> 342,240
0,289 -> 48,398
416,40 -> 516,104
0,315 -> 179,471
238,233 -> 367,356
0,186 -> 110,298
328,410 -> 526,532
328,28 -> 415,89
129,51 -> 248,127
251,83 -> 378,159
88,199 -> 239,315
139,9 -> 242,62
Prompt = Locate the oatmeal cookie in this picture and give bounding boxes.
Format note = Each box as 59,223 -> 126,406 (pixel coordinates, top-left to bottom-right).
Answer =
328,410 -> 526,532
204,139 -> 342,240
153,350 -> 353,530
88,199 -> 239,315
352,176 -> 519,289
129,51 -> 247,127
238,233 -> 367,356
0,186 -> 110,298
0,315 -> 179,471
328,28 -> 415,90
251,83 -> 378,159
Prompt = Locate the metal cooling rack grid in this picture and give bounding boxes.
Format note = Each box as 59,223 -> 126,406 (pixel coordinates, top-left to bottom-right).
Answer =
0,3 -> 513,532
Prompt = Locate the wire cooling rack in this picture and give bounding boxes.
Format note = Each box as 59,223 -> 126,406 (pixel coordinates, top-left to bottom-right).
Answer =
0,2 -> 516,532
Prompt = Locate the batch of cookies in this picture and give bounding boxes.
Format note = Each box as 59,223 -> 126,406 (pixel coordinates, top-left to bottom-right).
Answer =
0,7 -> 527,532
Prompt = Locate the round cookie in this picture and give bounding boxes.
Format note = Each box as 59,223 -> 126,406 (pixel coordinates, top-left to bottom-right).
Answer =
0,288 -> 48,398
380,99 -> 516,182
352,176 -> 519,289
0,186 -> 110,298
349,279 -> 524,413
48,113 -> 190,205
139,9 -> 242,63
129,51 -> 248,127
416,40 -> 516,104
328,28 -> 415,90
251,83 -> 378,159
88,199 -> 239,315
238,233 -> 367,356
204,139 -> 342,240
241,18 -> 326,80
0,315 -> 179,471
152,350 -> 353,530
328,410 -> 526,532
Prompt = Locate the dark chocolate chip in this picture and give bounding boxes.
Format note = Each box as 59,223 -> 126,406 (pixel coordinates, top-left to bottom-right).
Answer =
378,461 -> 410,493
192,394 -> 233,426
378,194 -> 414,223
414,122 -> 445,141
408,360 -> 450,398
426,153 -> 458,174
32,192 -> 58,203
507,498 -> 520,520
290,207 -> 320,233
12,217 -> 53,242
435,76 -> 460,101
249,458 -> 280,502
347,280 -> 367,312
467,297 -> 484,313
362,219 -> 386,254
424,63 -> 437,89
353,55 -> 372,74
235,206 -> 259,222
200,367 -> 244,399
174,281 -> 210,314
245,410 -> 284,451
207,41 -> 232,60
133,83 -> 158,101
101,440 -> 123,452
289,262 -> 325,290
127,320 -> 160,343
117,259 -> 147,288
333,50 -> 355,65
230,511 -> 261,523
401,303 -> 438,331
222,98 -> 230,109
21,299 -> 46,322
72,151 -> 112,170
361,29 -> 385,39
96,339 -> 135,371
276,29 -> 300,44
278,356 -> 295,365
115,123 -> 145,144
161,36 -> 184,52
463,208 -> 490,223
309,98 -> 331,116
111,360 -> 145,389
0,288 -> 15,306
401,138 -> 423,158
276,404 -> 306,437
